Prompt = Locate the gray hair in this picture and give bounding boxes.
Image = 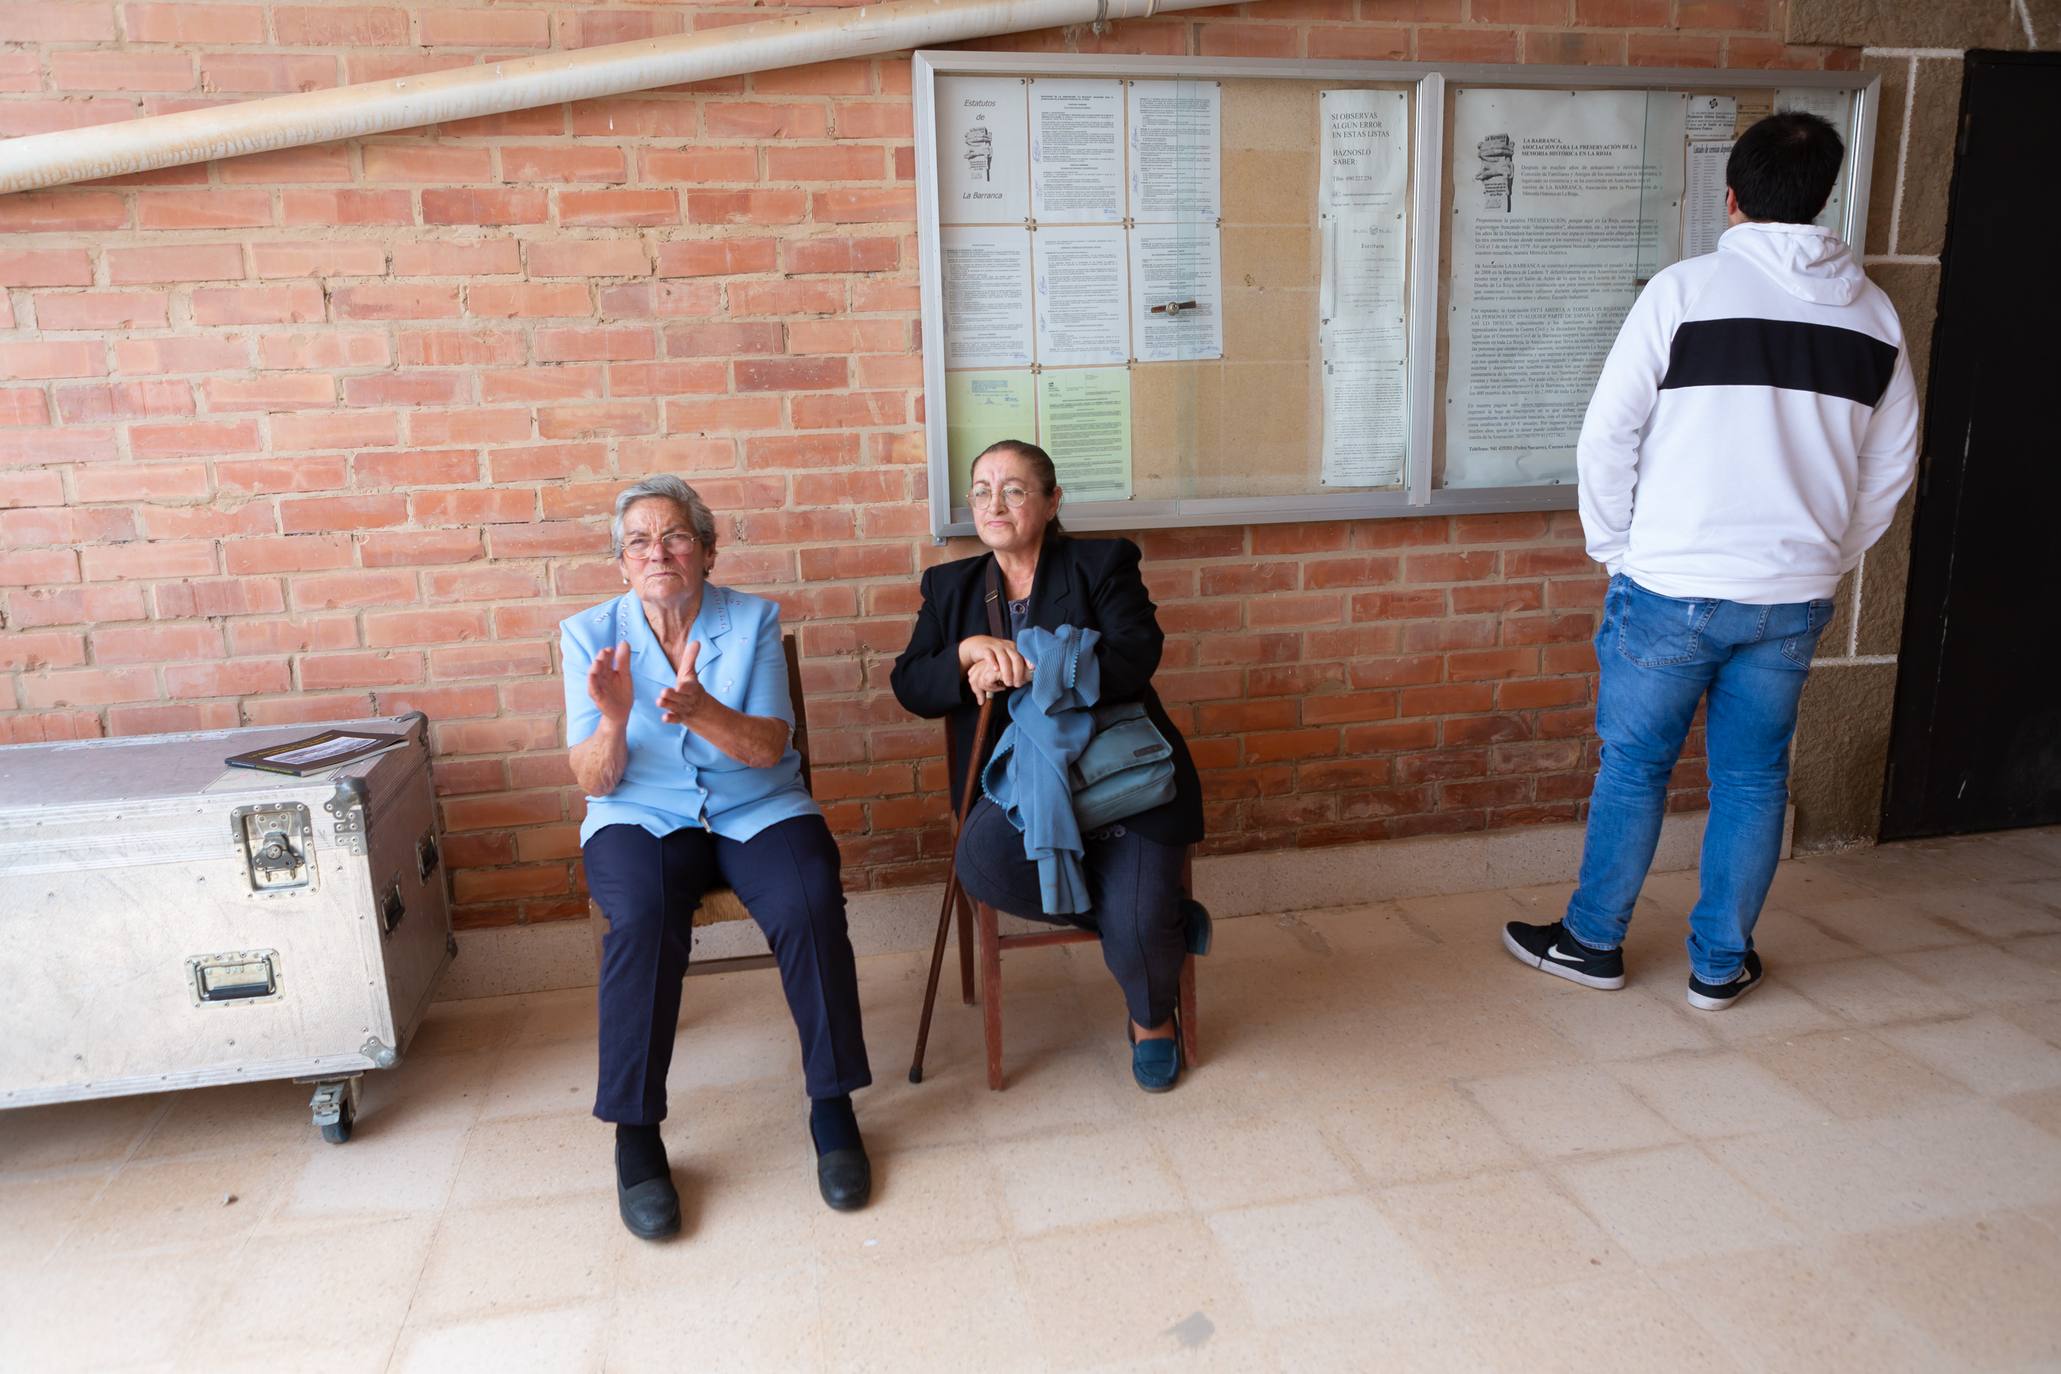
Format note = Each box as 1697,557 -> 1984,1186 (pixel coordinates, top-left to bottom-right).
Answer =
610,475 -> 717,559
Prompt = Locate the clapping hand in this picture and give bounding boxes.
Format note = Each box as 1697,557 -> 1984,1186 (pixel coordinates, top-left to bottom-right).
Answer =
656,639 -> 707,726
586,641 -> 635,725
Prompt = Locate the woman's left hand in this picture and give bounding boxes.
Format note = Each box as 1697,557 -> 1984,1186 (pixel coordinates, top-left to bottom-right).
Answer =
656,640 -> 707,726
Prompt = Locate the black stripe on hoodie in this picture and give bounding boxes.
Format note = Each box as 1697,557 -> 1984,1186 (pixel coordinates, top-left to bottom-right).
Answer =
1658,317 -> 1900,406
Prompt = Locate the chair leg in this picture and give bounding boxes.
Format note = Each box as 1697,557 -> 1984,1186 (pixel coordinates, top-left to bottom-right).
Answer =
978,900 -> 1005,1091
956,888 -> 976,1006
1178,954 -> 1199,1067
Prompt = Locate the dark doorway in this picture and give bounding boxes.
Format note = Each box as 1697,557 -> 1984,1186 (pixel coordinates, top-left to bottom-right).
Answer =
1882,51 -> 2061,840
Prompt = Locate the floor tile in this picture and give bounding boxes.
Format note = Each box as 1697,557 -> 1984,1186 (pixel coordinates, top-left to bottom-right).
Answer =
1556,1143 -> 1803,1264
1746,1028 -> 1975,1120
988,1123 -> 1186,1235
1653,1246 -> 1944,1373
1886,942 -> 2061,1008
1315,1081 -> 1525,1186
814,1140 -> 1010,1262
1828,1211 -> 2061,1368
1464,1065 -> 1682,1159
0,1094 -> 164,1175
818,1245 -> 1041,1373
1795,897 -> 1970,954
391,1303 -> 609,1374
0,1244 -> 241,1371
131,1079 -> 317,1160
1377,1170 -> 1633,1293
1876,1013 -> 2061,1096
55,1149 -> 291,1258
609,1270 -> 823,1373
0,1169 -> 109,1268
1269,1305 -> 1492,1373
409,1197 -> 625,1322
1526,986 -> 1716,1062
1607,1052 -> 1827,1138
1907,882 -> 2061,940
1154,1114 -> 1357,1211
1781,957 -> 1967,1025
2004,1086 -> 2061,1139
1466,1274 -> 1744,1373
192,1216 -> 436,1363
277,1125 -> 467,1225
1013,1215 -> 1250,1368
1205,1194 -> 1439,1328
447,1111 -> 612,1208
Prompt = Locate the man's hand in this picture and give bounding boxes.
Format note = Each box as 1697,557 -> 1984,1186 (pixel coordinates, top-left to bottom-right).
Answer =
656,640 -> 708,726
586,641 -> 635,725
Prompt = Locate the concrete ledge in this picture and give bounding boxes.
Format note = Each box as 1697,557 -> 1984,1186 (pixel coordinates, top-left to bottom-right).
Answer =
437,808 -> 1748,1000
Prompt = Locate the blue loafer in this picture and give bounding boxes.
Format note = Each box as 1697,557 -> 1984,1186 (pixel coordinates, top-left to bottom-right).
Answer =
1181,898 -> 1213,957
1127,1018 -> 1182,1093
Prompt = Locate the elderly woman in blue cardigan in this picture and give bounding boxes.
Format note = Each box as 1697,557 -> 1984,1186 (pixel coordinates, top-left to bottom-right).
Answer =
562,475 -> 871,1240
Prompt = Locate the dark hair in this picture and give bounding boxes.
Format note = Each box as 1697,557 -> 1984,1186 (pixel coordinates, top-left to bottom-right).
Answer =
971,439 -> 1065,535
1726,112 -> 1845,226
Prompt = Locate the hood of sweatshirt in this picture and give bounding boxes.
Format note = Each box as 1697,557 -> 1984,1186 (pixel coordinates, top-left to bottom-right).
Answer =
1717,221 -> 1865,306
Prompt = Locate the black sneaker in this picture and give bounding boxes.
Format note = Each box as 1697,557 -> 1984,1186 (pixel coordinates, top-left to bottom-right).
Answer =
1687,950 -> 1764,1011
1501,920 -> 1626,990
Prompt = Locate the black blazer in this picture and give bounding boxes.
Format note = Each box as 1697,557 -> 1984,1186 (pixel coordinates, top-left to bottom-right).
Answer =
890,535 -> 1204,848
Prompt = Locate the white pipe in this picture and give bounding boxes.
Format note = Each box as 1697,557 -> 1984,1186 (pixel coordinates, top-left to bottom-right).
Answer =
0,0 -> 1202,195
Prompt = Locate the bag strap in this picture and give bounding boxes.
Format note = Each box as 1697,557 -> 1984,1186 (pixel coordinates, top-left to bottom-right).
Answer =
982,555 -> 1006,639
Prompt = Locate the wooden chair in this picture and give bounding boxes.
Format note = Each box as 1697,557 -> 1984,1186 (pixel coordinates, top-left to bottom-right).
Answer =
587,633 -> 811,967
945,724 -> 1200,1091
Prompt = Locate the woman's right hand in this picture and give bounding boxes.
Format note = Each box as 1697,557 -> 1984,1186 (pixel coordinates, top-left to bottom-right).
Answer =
958,634 -> 1032,699
587,640 -> 635,725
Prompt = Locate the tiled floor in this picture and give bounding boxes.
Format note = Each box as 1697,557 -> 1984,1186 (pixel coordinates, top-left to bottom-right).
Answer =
5,828 -> 2061,1372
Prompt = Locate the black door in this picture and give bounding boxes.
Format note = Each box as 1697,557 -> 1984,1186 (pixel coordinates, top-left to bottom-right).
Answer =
1881,51 -> 2061,840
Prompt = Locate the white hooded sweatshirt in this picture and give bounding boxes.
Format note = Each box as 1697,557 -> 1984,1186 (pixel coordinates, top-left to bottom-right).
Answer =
1576,221 -> 1920,604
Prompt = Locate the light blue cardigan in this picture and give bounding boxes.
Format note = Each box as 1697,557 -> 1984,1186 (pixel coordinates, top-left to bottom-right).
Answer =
980,623 -> 1101,915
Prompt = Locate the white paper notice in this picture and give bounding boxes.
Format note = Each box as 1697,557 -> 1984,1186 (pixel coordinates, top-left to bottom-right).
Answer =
1685,94 -> 1738,141
941,227 -> 1034,369
938,76 -> 1030,224
1031,79 -> 1124,223
1033,227 -> 1128,367
1683,141 -> 1733,258
1128,80 -> 1221,222
1128,226 -> 1222,363
1446,88 -> 1687,488
1775,88 -> 1851,233
1322,360 -> 1407,487
1317,89 -> 1411,486
1037,367 -> 1132,501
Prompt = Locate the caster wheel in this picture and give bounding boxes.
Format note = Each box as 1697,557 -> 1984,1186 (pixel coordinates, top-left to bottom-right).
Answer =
320,1103 -> 354,1144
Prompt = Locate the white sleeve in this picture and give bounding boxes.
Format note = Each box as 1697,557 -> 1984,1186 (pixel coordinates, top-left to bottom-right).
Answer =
1576,276 -> 1677,574
1839,347 -> 1920,570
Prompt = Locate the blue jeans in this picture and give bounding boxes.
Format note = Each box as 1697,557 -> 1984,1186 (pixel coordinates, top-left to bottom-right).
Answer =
1563,575 -> 1835,982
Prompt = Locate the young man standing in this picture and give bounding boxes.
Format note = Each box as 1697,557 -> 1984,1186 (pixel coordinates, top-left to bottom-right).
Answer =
1502,112 -> 1921,1010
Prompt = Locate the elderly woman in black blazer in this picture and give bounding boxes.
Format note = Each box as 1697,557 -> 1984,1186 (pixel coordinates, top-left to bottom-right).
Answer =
891,440 -> 1205,1091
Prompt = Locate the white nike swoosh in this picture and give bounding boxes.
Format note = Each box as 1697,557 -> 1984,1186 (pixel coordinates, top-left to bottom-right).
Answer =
1545,945 -> 1587,964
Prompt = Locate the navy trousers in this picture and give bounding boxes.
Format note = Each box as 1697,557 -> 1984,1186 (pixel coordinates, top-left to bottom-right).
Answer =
954,797 -> 1188,1027
584,814 -> 872,1124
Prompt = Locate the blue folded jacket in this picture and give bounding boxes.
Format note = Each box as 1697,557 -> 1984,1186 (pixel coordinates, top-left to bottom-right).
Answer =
980,624 -> 1101,916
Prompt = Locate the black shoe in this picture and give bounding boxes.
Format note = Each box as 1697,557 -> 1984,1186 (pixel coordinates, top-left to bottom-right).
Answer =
816,1145 -> 872,1212
615,1142 -> 681,1241
1501,920 -> 1626,990
1687,950 -> 1764,1011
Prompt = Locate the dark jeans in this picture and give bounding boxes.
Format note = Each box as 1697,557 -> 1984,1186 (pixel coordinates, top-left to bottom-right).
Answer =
584,814 -> 871,1124
955,796 -> 1188,1027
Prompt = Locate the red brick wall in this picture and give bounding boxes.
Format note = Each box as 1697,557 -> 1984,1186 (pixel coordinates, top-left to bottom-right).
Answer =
0,3 -> 1853,930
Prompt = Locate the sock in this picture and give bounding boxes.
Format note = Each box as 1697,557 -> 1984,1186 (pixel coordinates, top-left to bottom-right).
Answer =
615,1122 -> 668,1188
809,1094 -> 861,1155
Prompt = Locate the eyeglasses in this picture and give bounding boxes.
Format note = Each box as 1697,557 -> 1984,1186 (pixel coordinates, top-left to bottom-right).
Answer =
622,530 -> 699,561
967,484 -> 1034,510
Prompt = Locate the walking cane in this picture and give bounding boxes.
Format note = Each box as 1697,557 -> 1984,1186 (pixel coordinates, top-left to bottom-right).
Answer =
908,695 -> 997,1084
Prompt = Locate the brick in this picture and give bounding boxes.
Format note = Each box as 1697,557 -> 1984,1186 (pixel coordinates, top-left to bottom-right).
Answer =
407,410 -> 530,446
439,791 -> 564,833
223,534 -> 353,575
257,331 -> 391,371
410,489 -> 536,525
0,427 -> 119,466
72,461 -> 212,506
0,250 -> 93,288
0,340 -> 105,380
55,379 -> 195,423
1677,0 -> 1767,27
3,504 -> 137,545
640,147 -> 759,184
359,529 -> 484,567
388,239 -> 523,278
1523,29 -> 1626,63
784,236 -> 898,275
536,402 -> 656,440
419,7 -> 550,45
339,372 -> 468,407
280,189 -> 413,226
152,578 -> 285,618
684,190 -> 806,226
559,189 -> 679,227
199,52 -> 340,94
125,4 -> 267,42
0,472 -> 65,508
0,390 -> 48,427
36,291 -> 170,330
430,642 -> 552,680
51,50 -> 194,92
332,285 -> 463,321
0,5 -> 119,41
526,239 -> 649,278
129,417 -> 261,459
106,244 -> 244,285
501,146 -> 627,184
0,98 -> 136,139
202,373 -> 335,411
134,189 -> 272,230
249,242 -> 386,279
90,623 -> 225,664
465,282 -> 589,319
811,188 -> 918,223
20,667 -> 161,708
272,6 -> 409,45
1305,25 -> 1412,58
189,283 -> 324,326
422,188 -> 549,226
279,494 -> 408,534
566,98 -> 699,139
654,238 -> 778,278
80,540 -> 215,581
1415,26 -> 1519,61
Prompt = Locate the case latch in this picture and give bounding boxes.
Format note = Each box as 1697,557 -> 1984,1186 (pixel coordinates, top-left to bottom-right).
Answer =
231,803 -> 314,893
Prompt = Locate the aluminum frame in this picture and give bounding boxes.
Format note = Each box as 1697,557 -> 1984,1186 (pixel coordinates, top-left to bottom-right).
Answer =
914,50 -> 1879,539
